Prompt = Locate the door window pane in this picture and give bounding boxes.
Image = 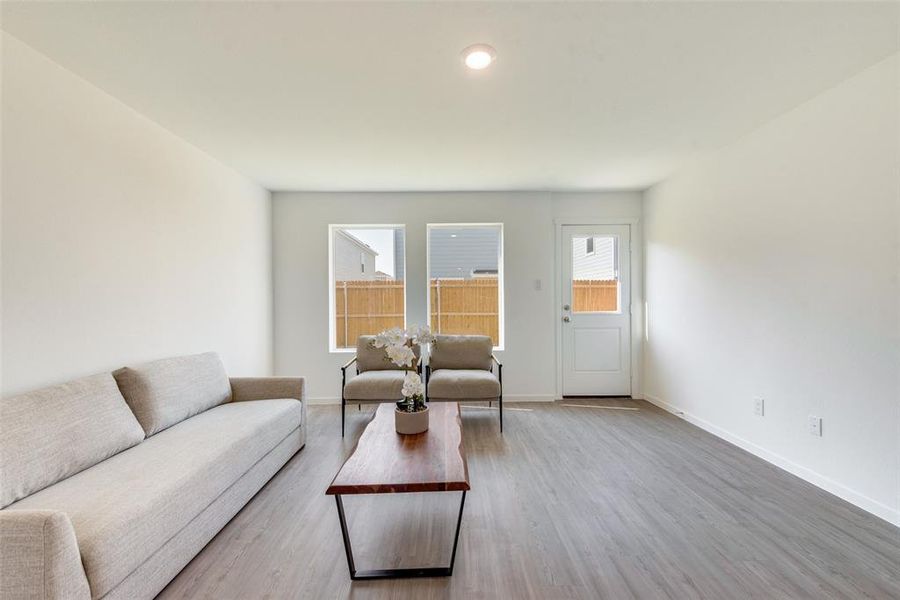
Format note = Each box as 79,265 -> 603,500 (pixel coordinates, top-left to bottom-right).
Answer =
428,224 -> 503,347
330,226 -> 405,350
572,235 -> 618,313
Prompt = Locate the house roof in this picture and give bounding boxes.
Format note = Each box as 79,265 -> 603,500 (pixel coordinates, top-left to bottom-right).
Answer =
336,229 -> 378,256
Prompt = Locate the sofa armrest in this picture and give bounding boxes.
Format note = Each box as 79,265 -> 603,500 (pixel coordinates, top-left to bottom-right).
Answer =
230,377 -> 305,403
0,510 -> 91,600
230,377 -> 307,447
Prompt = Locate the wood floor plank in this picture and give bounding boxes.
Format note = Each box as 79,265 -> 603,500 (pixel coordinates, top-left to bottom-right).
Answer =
158,400 -> 900,600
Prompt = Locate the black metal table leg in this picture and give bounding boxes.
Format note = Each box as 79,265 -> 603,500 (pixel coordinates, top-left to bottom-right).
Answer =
448,488 -> 467,574
334,491 -> 467,580
334,495 -> 356,578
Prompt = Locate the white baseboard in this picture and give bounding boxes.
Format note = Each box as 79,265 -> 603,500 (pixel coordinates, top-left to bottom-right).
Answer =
308,393 -> 557,406
307,396 -> 341,405
643,394 -> 900,528
503,394 -> 556,403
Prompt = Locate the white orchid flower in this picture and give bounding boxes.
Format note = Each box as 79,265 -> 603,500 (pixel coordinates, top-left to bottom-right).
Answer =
408,324 -> 435,345
401,371 -> 425,398
373,327 -> 405,348
385,343 -> 416,368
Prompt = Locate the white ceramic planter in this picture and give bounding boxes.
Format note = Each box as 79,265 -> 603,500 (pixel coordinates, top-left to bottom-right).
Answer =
395,406 -> 429,435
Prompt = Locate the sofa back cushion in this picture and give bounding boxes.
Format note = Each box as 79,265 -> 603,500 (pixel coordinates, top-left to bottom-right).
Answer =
113,352 -> 231,436
356,336 -> 421,372
0,373 -> 145,508
429,335 -> 493,371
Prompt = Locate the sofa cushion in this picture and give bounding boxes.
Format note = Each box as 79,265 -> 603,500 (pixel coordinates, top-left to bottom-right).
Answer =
429,335 -> 493,371
428,369 -> 501,400
9,399 -> 302,599
343,370 -> 408,401
0,373 -> 145,509
355,336 -> 421,372
113,352 -> 231,436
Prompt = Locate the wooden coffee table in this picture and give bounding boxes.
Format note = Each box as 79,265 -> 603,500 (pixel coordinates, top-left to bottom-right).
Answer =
326,402 -> 470,580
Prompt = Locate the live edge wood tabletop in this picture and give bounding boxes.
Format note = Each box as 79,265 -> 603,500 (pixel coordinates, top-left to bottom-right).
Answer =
326,402 -> 470,495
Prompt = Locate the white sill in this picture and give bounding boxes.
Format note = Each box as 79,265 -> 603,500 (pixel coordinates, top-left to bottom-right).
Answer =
330,347 -> 357,354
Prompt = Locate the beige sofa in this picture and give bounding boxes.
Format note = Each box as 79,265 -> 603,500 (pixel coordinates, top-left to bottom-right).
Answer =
0,352 -> 306,600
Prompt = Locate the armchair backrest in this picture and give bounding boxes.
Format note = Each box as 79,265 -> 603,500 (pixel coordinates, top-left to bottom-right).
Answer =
356,335 -> 421,372
429,335 -> 493,371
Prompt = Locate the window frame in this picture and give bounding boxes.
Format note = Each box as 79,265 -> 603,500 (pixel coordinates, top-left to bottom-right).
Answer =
328,224 -> 407,353
426,223 -> 505,351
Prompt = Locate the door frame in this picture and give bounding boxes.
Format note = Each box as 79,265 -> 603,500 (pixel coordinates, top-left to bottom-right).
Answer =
553,217 -> 643,400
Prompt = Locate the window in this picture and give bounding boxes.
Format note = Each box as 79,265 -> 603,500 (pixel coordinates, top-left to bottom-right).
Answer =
427,224 -> 504,348
572,235 -> 619,313
329,225 -> 405,351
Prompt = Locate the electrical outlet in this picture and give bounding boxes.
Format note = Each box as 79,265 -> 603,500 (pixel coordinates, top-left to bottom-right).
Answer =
753,397 -> 765,417
808,415 -> 822,437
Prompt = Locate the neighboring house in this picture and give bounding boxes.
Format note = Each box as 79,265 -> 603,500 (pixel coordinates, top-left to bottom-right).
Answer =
374,270 -> 393,281
392,228 -> 405,281
429,228 -> 500,279
333,230 -> 377,281
572,236 -> 616,280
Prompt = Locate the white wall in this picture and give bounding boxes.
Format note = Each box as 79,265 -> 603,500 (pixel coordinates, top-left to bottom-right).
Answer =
273,191 -> 642,402
643,55 -> 899,525
1,34 -> 273,396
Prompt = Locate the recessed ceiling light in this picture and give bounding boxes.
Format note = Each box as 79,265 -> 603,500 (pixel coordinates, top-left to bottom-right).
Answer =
462,44 -> 496,70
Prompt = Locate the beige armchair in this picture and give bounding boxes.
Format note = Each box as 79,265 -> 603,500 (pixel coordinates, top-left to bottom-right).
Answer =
426,334 -> 503,432
340,335 -> 421,437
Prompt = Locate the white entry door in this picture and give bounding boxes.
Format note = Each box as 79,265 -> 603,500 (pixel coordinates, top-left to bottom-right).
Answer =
561,225 -> 631,396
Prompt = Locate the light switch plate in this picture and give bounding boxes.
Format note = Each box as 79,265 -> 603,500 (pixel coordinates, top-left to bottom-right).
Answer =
808,415 -> 822,437
753,397 -> 764,417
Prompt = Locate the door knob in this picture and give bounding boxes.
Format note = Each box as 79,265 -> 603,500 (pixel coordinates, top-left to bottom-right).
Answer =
563,316 -> 571,323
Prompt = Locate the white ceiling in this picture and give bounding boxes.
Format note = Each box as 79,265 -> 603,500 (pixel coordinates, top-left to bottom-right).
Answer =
2,1 -> 898,191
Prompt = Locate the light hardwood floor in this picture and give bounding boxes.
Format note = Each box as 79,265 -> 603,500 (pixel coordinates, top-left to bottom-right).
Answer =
158,400 -> 900,599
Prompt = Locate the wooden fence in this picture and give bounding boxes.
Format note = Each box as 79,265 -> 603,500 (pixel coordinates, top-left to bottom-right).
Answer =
334,277 -> 618,348
430,279 -> 500,345
334,280 -> 404,348
572,279 -> 618,313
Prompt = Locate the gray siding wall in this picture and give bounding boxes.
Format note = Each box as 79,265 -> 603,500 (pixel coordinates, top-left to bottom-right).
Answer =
572,236 -> 616,280
428,226 -> 501,279
393,228 -> 405,280
333,230 -> 377,280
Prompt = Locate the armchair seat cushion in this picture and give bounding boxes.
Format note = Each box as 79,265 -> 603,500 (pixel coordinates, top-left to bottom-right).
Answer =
343,370 -> 408,401
428,369 -> 500,400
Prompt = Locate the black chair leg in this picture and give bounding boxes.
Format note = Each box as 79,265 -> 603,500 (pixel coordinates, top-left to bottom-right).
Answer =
342,398 -> 346,437
499,396 -> 503,433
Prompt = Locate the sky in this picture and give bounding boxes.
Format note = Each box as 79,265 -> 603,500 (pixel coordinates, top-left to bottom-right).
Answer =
344,228 -> 395,277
